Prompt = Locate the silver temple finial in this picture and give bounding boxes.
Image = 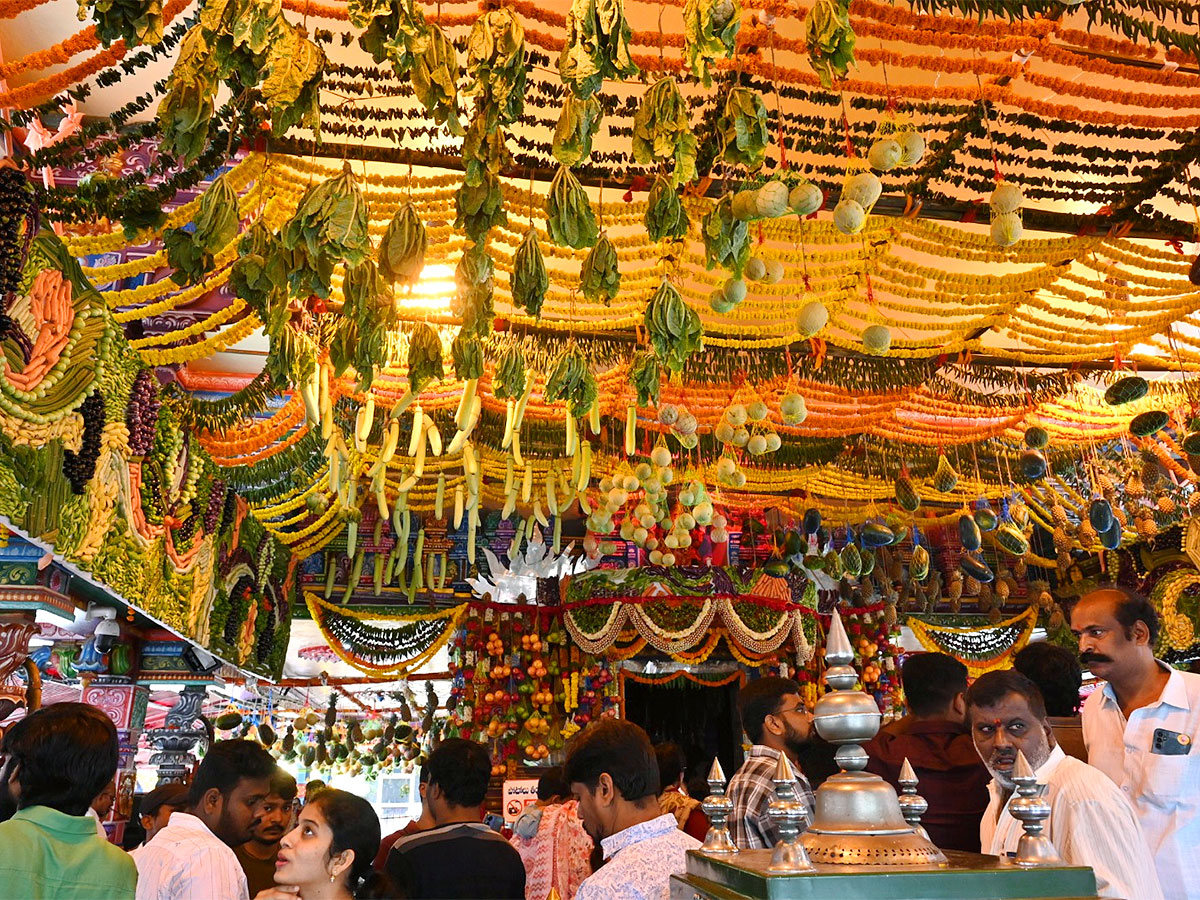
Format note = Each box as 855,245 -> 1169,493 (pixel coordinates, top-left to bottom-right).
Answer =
699,758 -> 737,855
1008,751 -> 1063,867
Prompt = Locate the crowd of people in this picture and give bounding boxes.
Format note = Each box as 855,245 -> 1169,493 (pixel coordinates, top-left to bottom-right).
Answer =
0,585 -> 1195,900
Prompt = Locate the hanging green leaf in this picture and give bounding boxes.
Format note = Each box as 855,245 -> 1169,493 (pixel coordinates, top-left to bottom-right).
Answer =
544,345 -> 597,417
580,232 -> 620,305
644,278 -> 703,375
683,0 -> 740,87
157,26 -> 221,163
455,169 -> 506,244
553,93 -> 604,168
407,322 -> 444,393
280,162 -> 371,298
352,0 -> 428,76
260,22 -> 325,136
81,0 -> 165,48
229,221 -> 288,332
511,228 -> 549,318
411,22 -> 462,134
342,259 -> 391,389
547,165 -> 598,250
558,0 -> 638,99
378,202 -> 427,285
644,175 -> 690,242
465,7 -> 526,127
718,87 -> 770,170
450,328 -> 484,381
631,77 -> 697,187
701,194 -> 750,276
494,344 -> 527,401
630,349 -> 662,407
163,173 -> 240,286
453,242 -> 495,338
805,0 -> 856,88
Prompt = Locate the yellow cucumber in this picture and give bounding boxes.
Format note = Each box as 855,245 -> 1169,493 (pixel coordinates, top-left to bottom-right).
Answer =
456,378 -> 477,430
533,500 -> 549,528
505,455 -> 515,494
502,398 -> 516,448
512,429 -> 524,467
434,474 -> 446,518
588,401 -> 600,435
427,421 -> 442,456
379,420 -> 399,463
625,404 -> 636,455
565,413 -> 577,457
453,485 -> 464,528
579,442 -> 592,491
389,387 -> 414,420
546,470 -> 558,515
522,461 -> 532,503
407,405 -> 424,457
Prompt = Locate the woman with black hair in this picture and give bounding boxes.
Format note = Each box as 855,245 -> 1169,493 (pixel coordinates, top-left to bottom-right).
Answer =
256,789 -> 389,900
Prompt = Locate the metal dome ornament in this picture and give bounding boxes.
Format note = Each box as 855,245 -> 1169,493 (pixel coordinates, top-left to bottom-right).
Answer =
798,610 -> 946,865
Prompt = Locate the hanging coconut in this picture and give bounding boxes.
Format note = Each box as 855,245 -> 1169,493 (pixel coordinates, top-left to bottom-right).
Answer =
991,212 -> 1022,248
1024,425 -> 1049,449
862,324 -> 892,355
780,392 -> 807,425
1129,410 -> 1169,437
867,138 -> 903,172
844,172 -> 883,210
1104,375 -> 1149,406
1019,449 -> 1048,481
897,131 -> 926,167
789,182 -> 823,216
989,181 -> 1024,215
764,432 -> 782,451
959,513 -> 982,551
732,190 -> 759,221
933,453 -> 959,493
834,198 -> 866,235
798,301 -> 829,338
895,473 -> 921,512
744,256 -> 767,282
756,181 -> 791,218
763,259 -> 785,284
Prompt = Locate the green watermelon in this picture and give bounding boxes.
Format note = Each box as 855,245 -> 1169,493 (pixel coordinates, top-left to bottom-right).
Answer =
1024,425 -> 1050,449
1105,376 -> 1149,406
1130,410 -> 1168,437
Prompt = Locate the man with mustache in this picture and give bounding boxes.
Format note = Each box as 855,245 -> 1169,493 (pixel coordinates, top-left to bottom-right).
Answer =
967,669 -> 1163,900
234,769 -> 297,897
726,676 -> 816,849
1072,586 -> 1200,900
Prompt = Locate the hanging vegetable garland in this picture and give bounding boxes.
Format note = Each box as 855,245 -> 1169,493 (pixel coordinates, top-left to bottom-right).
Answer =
163,173 -> 239,285
558,0 -> 638,99
632,77 -> 698,187
644,279 -> 704,376
683,0 -> 741,87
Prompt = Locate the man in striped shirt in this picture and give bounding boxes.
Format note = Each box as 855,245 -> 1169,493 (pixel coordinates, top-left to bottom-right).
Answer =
726,676 -> 816,849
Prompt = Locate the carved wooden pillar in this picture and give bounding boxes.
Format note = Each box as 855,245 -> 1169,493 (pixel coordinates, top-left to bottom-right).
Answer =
0,615 -> 37,724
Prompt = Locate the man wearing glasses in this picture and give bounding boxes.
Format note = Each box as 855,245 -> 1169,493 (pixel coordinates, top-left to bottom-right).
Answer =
727,677 -> 816,849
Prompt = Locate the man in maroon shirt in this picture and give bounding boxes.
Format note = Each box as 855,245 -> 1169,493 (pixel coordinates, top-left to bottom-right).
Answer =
863,652 -> 991,852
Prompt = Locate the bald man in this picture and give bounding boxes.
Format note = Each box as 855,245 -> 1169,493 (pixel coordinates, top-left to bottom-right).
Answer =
1071,586 -> 1200,900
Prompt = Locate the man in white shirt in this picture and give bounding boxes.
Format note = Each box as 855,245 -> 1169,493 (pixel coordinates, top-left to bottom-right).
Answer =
1071,586 -> 1200,900
966,669 -> 1164,900
566,718 -> 700,900
134,739 -> 278,900
87,778 -> 116,838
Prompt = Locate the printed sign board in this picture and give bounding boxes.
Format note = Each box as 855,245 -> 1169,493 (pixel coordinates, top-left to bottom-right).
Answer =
502,778 -> 540,824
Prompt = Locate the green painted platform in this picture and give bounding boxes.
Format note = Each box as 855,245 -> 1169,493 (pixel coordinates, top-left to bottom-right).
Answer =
670,849 -> 1099,900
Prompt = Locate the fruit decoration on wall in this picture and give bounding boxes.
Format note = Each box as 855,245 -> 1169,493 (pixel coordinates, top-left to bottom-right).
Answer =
0,218 -> 293,677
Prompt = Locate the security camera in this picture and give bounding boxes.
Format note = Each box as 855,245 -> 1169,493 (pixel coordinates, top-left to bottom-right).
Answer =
90,607 -> 120,654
